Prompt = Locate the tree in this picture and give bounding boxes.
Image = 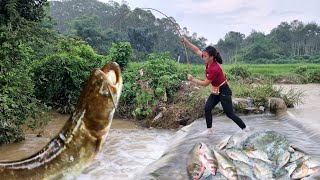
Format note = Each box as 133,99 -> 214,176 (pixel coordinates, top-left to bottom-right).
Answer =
269,22 -> 292,57
127,27 -> 157,54
238,31 -> 281,63
216,31 -> 245,63
68,15 -> 125,55
0,0 -> 48,30
0,0 -> 51,144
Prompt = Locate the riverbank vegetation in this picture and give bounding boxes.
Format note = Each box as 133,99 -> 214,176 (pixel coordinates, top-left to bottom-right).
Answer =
1,0 -> 320,144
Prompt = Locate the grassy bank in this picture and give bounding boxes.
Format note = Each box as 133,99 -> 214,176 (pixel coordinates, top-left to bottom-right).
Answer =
180,63 -> 320,77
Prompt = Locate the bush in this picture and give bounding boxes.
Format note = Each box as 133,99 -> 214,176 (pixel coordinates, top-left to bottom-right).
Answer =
118,52 -> 187,119
107,42 -> 132,70
308,69 -> 320,83
33,39 -> 104,113
292,66 -> 308,75
231,81 -> 304,107
0,29 -> 48,144
0,120 -> 25,144
229,65 -> 251,78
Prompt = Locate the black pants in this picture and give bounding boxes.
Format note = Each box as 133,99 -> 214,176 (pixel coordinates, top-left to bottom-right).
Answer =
204,84 -> 246,130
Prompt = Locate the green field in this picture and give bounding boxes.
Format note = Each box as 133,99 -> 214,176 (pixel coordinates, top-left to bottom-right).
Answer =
178,63 -> 320,78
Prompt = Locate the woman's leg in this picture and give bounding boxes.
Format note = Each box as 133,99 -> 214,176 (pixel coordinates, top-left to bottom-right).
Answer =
220,94 -> 246,129
204,94 -> 220,128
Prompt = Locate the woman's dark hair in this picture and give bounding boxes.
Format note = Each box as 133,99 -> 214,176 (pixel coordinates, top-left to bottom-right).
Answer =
203,46 -> 223,64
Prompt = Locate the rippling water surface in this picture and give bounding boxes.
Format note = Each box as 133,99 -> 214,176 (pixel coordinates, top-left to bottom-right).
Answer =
1,84 -> 319,180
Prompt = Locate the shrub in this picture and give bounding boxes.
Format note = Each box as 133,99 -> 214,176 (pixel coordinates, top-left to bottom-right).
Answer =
118,53 -> 187,119
308,69 -> 320,83
0,30 -> 48,144
292,66 -> 308,75
0,120 -> 25,144
229,65 -> 251,78
107,42 -> 132,70
33,39 -> 104,113
231,81 -> 304,107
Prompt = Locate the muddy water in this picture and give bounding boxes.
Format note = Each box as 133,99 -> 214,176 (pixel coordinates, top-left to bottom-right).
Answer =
275,83 -> 320,133
0,84 -> 320,180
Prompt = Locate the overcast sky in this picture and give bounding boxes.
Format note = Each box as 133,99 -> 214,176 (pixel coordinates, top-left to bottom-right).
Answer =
98,0 -> 320,44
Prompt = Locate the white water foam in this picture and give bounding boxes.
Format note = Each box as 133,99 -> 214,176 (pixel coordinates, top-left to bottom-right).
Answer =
75,128 -> 174,180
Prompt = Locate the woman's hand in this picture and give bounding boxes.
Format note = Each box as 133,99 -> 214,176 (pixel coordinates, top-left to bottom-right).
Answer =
180,36 -> 187,44
187,74 -> 193,81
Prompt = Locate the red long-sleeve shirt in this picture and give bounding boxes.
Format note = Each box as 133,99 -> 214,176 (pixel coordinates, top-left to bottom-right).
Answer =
205,61 -> 226,87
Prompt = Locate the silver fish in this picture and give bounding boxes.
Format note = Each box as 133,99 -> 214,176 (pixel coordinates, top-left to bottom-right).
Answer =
291,163 -> 320,179
187,143 -> 206,180
226,148 -> 251,164
289,149 -> 309,163
233,160 -> 255,180
243,149 -> 272,164
251,159 -> 274,180
214,150 -> 238,180
217,135 -> 232,150
241,131 -> 289,152
199,143 -> 217,175
275,150 -> 291,172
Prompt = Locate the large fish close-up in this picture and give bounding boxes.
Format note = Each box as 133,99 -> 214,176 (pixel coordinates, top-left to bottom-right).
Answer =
0,62 -> 123,180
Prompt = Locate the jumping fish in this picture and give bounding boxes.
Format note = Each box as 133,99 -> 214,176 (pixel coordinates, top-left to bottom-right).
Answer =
0,62 -> 123,179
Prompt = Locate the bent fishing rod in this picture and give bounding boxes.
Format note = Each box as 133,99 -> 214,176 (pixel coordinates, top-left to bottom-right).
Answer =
110,7 -> 190,74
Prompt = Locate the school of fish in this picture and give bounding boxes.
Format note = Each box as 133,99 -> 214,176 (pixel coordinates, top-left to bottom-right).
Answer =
187,130 -> 320,180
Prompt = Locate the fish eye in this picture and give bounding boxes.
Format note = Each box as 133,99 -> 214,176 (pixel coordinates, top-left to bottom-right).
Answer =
103,91 -> 109,96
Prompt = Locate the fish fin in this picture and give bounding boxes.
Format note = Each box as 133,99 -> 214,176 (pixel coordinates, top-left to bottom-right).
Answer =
290,144 -> 308,154
95,138 -> 102,153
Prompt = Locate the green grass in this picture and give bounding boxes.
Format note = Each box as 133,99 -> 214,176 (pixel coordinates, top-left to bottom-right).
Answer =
179,63 -> 320,78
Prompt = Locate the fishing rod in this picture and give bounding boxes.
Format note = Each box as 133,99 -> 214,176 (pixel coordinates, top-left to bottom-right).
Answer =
110,7 -> 190,74
141,8 -> 190,73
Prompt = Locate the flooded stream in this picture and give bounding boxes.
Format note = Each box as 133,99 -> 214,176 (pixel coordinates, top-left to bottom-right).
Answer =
0,84 -> 319,179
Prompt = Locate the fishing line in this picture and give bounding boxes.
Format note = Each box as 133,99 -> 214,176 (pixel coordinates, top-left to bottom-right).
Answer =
110,7 -> 190,74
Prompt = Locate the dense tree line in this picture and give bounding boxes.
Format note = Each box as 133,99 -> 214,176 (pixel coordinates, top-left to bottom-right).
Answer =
49,0 -> 205,64
50,0 -> 320,64
217,21 -> 320,64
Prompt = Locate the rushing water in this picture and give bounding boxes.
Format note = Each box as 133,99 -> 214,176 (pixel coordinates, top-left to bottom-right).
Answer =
0,84 -> 319,179
276,84 -> 320,133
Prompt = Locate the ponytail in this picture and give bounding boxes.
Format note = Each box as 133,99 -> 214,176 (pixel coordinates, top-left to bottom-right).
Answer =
203,46 -> 223,64
215,51 -> 223,64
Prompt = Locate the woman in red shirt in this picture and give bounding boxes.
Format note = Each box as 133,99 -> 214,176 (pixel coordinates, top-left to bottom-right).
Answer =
181,36 -> 249,135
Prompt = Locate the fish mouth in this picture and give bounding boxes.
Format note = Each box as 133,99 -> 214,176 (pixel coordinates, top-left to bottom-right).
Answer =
81,62 -> 123,138
95,62 -> 122,107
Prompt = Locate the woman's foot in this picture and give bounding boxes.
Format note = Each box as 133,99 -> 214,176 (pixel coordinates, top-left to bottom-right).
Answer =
207,128 -> 214,135
199,128 -> 214,135
243,126 -> 251,132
